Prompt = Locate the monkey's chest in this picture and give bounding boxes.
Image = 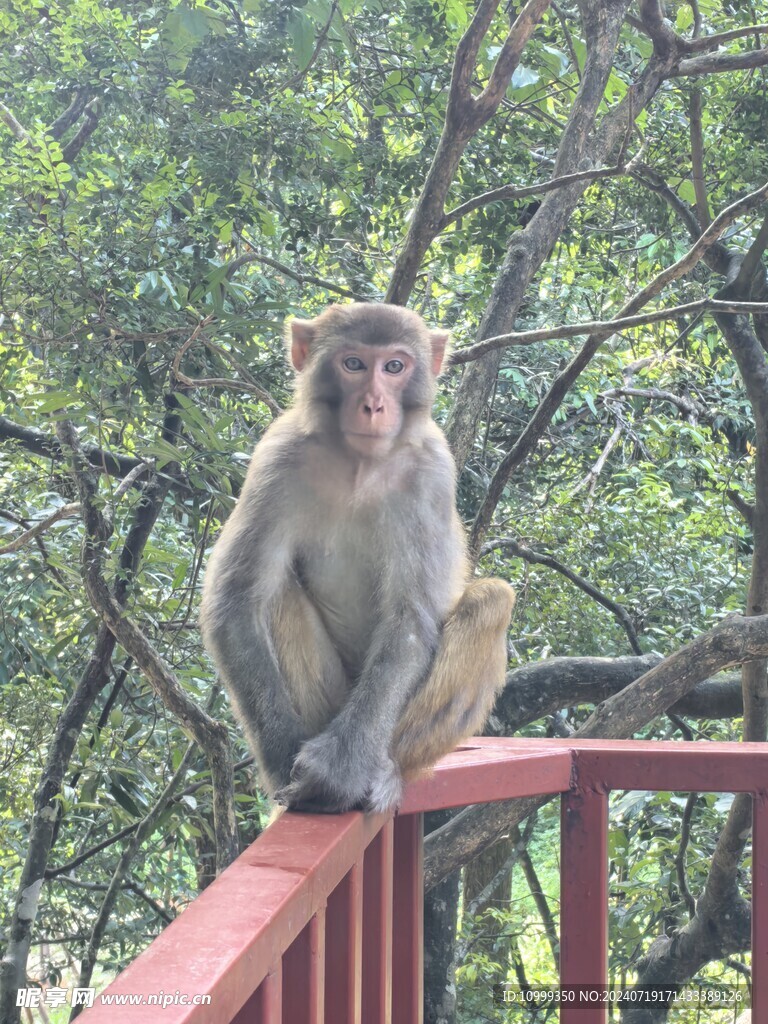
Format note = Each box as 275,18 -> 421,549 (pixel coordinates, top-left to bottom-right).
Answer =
296,538 -> 381,677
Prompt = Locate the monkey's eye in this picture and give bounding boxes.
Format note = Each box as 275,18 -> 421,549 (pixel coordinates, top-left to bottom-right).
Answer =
343,356 -> 365,371
384,359 -> 405,374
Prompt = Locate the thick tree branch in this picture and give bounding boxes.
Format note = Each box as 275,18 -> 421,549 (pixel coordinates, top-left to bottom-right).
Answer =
580,614 -> 768,738
731,211 -> 768,295
0,101 -> 31,142
0,415 -> 187,493
493,658 -> 742,736
449,299 -> 768,364
49,89 -> 94,139
61,99 -> 101,163
474,0 -> 554,119
638,0 -> 679,58
674,47 -> 768,77
727,488 -> 755,527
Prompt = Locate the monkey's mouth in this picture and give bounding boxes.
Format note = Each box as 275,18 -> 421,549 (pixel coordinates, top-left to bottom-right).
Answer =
345,428 -> 397,438
342,431 -> 398,455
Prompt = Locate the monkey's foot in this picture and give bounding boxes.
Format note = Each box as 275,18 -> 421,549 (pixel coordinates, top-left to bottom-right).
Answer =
274,736 -> 402,814
273,778 -> 363,814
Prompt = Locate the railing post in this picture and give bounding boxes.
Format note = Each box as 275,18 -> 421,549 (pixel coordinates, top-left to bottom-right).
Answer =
362,820 -> 394,1024
325,862 -> 363,1023
753,792 -> 768,1017
560,784 -> 608,1024
232,962 -> 282,1024
392,813 -> 424,1024
284,910 -> 325,1024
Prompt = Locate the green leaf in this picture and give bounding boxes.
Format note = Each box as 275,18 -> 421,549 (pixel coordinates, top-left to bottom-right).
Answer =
287,12 -> 315,68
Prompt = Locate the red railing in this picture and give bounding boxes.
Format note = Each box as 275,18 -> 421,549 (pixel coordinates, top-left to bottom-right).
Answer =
77,738 -> 768,1023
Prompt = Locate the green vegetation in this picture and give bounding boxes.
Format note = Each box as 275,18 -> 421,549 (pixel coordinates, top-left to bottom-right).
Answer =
2,1 -> 768,1020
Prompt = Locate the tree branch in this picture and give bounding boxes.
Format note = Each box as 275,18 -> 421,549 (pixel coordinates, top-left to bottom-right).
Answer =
601,386 -> 710,423
674,47 -> 768,77
689,85 -> 711,228
0,101 -> 31,142
445,2 -> 681,473
0,415 -> 188,494
170,316 -> 282,416
441,157 -> 641,230
73,742 -> 197,1003
54,419 -> 239,874
0,503 -> 81,555
468,181 -> 768,554
60,98 -> 101,163
493,658 -> 742,737
571,421 -> 624,495
49,89 -> 94,139
580,614 -> 768,738
425,613 -> 768,889
483,537 -> 642,653
475,0 -> 554,119
684,24 -> 768,53
282,0 -> 339,90
0,426 -> 176,1022
449,299 -> 768,364
386,0 -> 552,304
230,248 -> 365,300
731,211 -> 768,296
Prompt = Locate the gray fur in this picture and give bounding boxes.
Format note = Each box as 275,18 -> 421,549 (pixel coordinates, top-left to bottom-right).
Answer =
200,304 -> 485,814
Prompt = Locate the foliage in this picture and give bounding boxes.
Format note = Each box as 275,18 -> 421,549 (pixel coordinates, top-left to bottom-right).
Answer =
1,0 -> 768,1016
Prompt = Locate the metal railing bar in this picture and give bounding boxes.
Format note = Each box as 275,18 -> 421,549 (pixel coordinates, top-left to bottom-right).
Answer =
753,793 -> 768,1017
283,910 -> 325,1024
399,745 -> 573,813
575,741 -> 768,793
392,814 -> 424,1024
325,862 -> 363,1023
362,821 -> 394,1024
560,786 -> 609,1024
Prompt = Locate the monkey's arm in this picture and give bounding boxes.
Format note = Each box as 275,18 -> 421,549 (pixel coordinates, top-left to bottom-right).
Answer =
200,474 -> 307,791
277,591 -> 442,813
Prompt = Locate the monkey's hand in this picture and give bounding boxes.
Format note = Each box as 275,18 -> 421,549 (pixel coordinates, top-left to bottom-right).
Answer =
274,730 -> 402,815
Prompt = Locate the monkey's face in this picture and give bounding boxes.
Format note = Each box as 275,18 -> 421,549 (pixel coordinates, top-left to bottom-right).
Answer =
288,304 -> 450,458
332,343 -> 417,456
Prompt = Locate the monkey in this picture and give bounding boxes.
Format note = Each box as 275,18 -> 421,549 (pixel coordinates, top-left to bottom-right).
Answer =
200,303 -> 515,814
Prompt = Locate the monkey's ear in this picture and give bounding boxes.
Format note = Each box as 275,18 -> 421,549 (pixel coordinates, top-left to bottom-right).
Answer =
429,330 -> 451,377
288,319 -> 317,372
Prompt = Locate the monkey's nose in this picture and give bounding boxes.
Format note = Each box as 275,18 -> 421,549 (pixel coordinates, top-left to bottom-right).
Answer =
363,396 -> 385,416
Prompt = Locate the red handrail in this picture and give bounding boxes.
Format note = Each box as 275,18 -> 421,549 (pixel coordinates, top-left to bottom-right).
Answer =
76,738 -> 768,1023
